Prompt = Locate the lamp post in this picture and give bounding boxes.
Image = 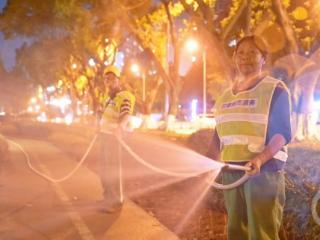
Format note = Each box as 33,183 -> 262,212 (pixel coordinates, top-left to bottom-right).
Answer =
130,63 -> 146,102
202,49 -> 206,115
185,38 -> 207,115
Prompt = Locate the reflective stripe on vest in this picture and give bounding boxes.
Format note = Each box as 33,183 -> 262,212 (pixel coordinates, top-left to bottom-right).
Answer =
220,135 -> 287,162
215,76 -> 288,162
215,113 -> 268,125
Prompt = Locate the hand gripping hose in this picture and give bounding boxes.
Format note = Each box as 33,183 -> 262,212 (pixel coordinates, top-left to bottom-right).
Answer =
209,164 -> 251,190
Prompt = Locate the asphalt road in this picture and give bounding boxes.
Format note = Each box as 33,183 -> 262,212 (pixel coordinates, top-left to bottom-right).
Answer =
0,131 -> 223,240
0,137 -> 120,240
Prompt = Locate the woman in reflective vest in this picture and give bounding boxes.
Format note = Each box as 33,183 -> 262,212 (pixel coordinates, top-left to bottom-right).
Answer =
209,36 -> 291,240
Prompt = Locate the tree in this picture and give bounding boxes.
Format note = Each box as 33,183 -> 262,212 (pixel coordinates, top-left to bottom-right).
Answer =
2,0 -> 320,135
180,0 -> 320,140
0,57 -> 6,78
15,39 -> 71,86
0,0 -> 122,120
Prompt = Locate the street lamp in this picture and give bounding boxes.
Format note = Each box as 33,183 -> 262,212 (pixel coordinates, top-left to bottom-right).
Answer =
71,63 -> 78,69
88,58 -> 96,67
130,63 -> 146,102
185,38 -> 207,115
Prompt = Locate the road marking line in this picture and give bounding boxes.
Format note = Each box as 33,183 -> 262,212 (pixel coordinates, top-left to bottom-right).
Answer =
35,161 -> 95,240
12,141 -> 96,240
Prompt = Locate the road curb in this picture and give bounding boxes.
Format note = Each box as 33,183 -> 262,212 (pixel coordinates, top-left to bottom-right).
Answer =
104,199 -> 180,240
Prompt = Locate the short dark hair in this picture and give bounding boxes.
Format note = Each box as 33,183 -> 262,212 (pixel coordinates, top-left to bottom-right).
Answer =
235,35 -> 268,59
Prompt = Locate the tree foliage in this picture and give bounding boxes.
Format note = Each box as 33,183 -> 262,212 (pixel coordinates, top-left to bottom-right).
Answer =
1,0 -> 320,128
15,38 -> 71,86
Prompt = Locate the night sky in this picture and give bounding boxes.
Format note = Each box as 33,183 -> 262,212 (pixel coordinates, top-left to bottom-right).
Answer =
0,0 -> 26,72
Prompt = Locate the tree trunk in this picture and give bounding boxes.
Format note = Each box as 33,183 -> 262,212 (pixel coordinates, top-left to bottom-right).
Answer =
163,1 -> 181,117
140,77 -> 162,129
272,0 -> 299,53
222,0 -> 248,39
121,14 -> 174,89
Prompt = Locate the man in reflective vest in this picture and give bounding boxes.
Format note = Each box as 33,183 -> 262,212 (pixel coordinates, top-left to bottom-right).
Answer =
209,36 -> 291,239
98,65 -> 135,213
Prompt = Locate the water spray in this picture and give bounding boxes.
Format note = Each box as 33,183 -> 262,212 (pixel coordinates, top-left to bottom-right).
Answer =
9,130 -> 251,190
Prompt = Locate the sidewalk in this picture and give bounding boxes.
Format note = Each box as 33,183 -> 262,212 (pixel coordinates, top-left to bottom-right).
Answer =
104,200 -> 180,240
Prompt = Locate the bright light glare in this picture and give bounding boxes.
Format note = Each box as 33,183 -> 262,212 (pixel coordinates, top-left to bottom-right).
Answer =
57,79 -> 63,88
27,106 -> 33,113
228,39 -> 237,47
313,100 -> 320,110
46,86 -> 56,93
30,97 -> 37,104
88,58 -> 96,67
50,97 -> 71,108
312,100 -> 320,126
150,113 -> 162,122
185,38 -> 199,53
130,63 -> 140,76
72,63 -> 78,69
130,116 -> 143,129
34,105 -> 41,112
191,99 -> 198,120
37,112 -> 47,122
53,117 -> 63,123
65,114 -> 73,125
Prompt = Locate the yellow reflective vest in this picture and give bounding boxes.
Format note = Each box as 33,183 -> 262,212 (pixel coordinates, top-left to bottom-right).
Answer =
215,76 -> 289,162
103,90 -> 135,125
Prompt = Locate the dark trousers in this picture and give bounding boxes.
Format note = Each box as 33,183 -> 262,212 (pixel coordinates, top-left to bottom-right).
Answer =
99,133 -> 122,206
222,171 -> 285,240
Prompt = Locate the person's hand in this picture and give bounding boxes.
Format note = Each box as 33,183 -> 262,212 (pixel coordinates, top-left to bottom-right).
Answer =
245,157 -> 263,176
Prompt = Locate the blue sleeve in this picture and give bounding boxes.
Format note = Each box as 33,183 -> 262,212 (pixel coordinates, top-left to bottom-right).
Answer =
266,86 -> 292,145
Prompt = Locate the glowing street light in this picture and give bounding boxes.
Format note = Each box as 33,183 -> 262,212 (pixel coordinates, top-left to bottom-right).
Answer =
185,38 -> 207,115
130,63 -> 140,76
185,38 -> 199,53
30,97 -> 37,104
88,58 -> 96,67
131,63 -> 146,102
71,63 -> 78,69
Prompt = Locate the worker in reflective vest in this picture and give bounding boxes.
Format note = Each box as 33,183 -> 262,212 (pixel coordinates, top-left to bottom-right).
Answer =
98,65 -> 135,213
101,65 -> 135,131
209,36 -> 291,240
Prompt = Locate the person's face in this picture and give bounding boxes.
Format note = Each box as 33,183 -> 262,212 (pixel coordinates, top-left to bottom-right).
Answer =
234,40 -> 265,77
104,72 -> 119,93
